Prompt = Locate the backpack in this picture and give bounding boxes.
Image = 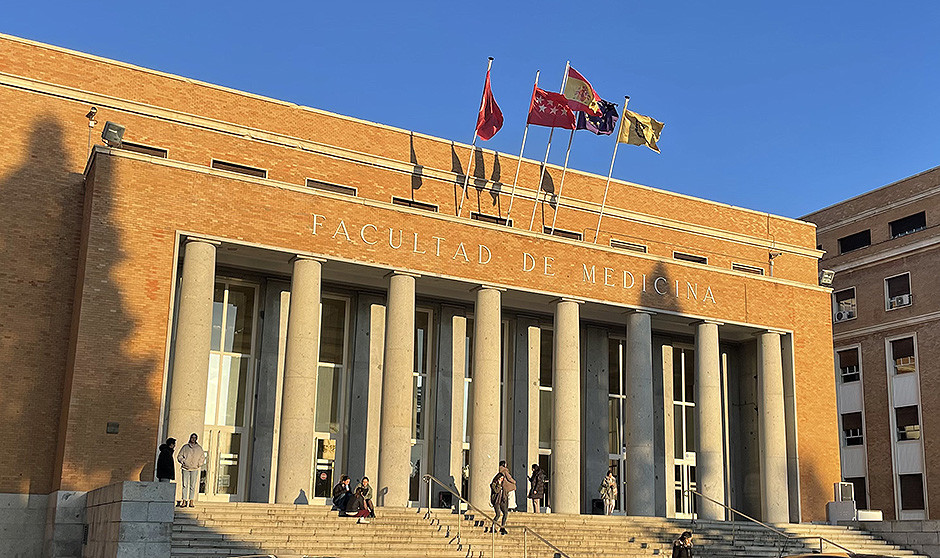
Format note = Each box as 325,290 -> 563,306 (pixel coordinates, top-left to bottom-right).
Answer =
490,474 -> 503,496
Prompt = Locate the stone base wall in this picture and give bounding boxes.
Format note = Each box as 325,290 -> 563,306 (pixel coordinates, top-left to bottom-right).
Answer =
0,493 -> 48,558
851,520 -> 940,558
84,482 -> 174,558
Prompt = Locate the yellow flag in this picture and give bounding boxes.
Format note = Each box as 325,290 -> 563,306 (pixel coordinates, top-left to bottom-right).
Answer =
617,109 -> 664,153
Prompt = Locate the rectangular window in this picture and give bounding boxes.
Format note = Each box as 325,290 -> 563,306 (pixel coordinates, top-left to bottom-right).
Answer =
838,230 -> 871,254
306,178 -> 357,196
673,251 -> 708,264
471,212 -> 511,226
837,348 -> 860,383
392,197 -> 438,212
543,227 -> 583,241
844,476 -> 868,510
890,212 -> 926,239
732,263 -> 765,275
891,337 -> 915,374
610,239 -> 648,253
120,141 -> 168,158
885,273 -> 912,309
899,474 -> 925,510
834,288 -> 857,322
841,412 -> 863,446
211,159 -> 267,178
896,405 -> 921,441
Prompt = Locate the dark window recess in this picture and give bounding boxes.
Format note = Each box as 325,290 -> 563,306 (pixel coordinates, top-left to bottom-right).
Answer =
838,230 -> 871,254
838,348 -> 860,383
841,412 -> 863,446
674,252 -> 708,264
732,263 -> 764,275
392,197 -> 438,212
306,179 -> 356,196
844,477 -> 868,510
543,227 -> 583,241
471,212 -> 511,226
891,337 -> 916,374
119,141 -> 167,158
610,239 -> 648,253
899,474 -> 925,510
885,274 -> 912,309
890,212 -> 926,238
834,288 -> 857,321
896,405 -> 921,441
211,159 -> 267,178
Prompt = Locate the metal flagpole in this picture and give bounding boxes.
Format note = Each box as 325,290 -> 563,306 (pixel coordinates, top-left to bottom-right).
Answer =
593,95 -> 630,244
504,70 -> 540,224
456,57 -> 494,218
548,127 -> 575,235
529,61 -> 571,232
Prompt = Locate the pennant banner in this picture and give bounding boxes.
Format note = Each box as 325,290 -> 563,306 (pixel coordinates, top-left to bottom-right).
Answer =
576,99 -> 619,136
527,86 -> 576,130
563,67 -> 602,115
618,109 -> 664,153
475,68 -> 503,141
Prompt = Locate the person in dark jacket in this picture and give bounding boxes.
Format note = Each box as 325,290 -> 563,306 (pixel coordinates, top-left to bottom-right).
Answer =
157,438 -> 176,483
345,487 -> 371,523
528,463 -> 545,513
332,475 -> 351,515
672,531 -> 694,558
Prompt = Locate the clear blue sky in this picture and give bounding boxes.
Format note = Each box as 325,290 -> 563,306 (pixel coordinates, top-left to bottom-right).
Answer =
6,1 -> 939,218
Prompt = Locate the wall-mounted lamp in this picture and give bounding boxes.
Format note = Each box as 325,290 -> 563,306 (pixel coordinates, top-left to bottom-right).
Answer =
101,121 -> 125,148
819,269 -> 835,287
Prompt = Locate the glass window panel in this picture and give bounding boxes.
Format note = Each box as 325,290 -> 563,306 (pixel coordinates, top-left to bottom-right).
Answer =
684,350 -> 695,403
540,329 -> 553,387
886,275 -> 911,298
685,406 -> 696,455
205,353 -> 221,424
608,398 -> 620,454
892,338 -> 915,374
673,349 -> 683,401
463,379 -> 472,443
609,340 -> 622,395
539,390 -> 552,449
412,374 -> 424,440
219,355 -> 250,426
211,284 -> 224,351
465,320 -> 474,378
673,404 -> 684,456
215,432 -> 241,495
224,285 -> 254,354
896,405 -> 920,441
414,312 -> 429,374
900,474 -> 925,510
315,365 -> 336,433
319,298 -> 346,365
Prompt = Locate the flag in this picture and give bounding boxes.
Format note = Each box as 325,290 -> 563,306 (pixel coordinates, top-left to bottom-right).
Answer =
617,109 -> 664,153
563,67 -> 602,116
526,86 -> 576,129
576,99 -> 619,136
475,68 -> 503,140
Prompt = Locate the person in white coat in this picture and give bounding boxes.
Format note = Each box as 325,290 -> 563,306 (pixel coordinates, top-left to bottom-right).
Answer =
177,433 -> 206,507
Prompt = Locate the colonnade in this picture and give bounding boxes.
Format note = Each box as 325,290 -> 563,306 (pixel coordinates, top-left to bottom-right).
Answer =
165,238 -> 792,522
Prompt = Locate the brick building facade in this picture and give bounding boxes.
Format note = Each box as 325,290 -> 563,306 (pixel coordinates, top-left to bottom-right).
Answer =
0,33 -> 840,555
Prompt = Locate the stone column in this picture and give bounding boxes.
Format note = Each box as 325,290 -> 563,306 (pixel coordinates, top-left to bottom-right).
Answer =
758,330 -> 790,523
694,320 -> 725,520
626,311 -> 655,516
469,286 -> 503,509
275,256 -> 325,503
552,299 -> 582,515
377,271 -> 418,507
167,238 -> 219,447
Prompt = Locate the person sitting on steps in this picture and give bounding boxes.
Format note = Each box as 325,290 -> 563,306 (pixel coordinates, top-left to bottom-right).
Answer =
345,486 -> 371,523
332,475 -> 351,515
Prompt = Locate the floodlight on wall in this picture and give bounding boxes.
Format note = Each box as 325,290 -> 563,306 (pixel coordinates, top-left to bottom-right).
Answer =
101,121 -> 125,147
819,269 -> 835,287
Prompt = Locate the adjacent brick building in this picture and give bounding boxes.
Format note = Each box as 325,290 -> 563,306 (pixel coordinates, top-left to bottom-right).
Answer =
0,33 -> 841,556
804,166 -> 940,520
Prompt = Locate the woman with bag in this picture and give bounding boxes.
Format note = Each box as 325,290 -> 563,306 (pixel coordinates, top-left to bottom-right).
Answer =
599,469 -> 617,515
527,463 -> 545,513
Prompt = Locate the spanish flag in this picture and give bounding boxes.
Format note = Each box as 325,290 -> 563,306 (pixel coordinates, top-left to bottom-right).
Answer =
563,67 -> 602,116
618,109 -> 664,153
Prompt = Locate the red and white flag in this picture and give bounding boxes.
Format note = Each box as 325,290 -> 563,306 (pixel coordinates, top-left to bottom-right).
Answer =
475,68 -> 503,140
526,85 -> 576,129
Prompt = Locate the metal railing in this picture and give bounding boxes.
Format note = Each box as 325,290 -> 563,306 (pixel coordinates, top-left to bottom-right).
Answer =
422,474 -> 570,558
685,489 -> 853,557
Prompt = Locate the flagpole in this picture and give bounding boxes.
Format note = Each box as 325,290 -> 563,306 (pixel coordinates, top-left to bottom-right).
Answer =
457,57 -> 494,218
505,70 -> 540,224
548,127 -> 575,235
529,61 -> 571,232
594,95 -> 630,244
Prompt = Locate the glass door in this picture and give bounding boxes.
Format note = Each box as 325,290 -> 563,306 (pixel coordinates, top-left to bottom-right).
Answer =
608,337 -> 626,514
409,309 -> 433,506
312,296 -> 349,502
202,280 -> 258,502
673,346 -> 697,519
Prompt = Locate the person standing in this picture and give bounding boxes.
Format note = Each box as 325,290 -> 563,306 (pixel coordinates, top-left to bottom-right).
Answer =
357,477 -> 375,518
498,460 -> 517,511
528,463 -> 545,513
600,469 -> 618,515
176,433 -> 205,508
672,531 -> 694,558
157,437 -> 176,487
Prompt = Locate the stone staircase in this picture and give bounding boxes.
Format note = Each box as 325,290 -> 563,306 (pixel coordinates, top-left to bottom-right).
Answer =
172,502 -> 930,558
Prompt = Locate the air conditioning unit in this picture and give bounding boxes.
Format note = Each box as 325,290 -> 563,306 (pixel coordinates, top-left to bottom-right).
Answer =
835,482 -> 855,502
888,294 -> 912,309
834,310 -> 854,323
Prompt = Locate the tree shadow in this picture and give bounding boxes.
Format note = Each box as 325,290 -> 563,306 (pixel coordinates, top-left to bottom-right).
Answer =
410,132 -> 423,193
450,143 -> 464,213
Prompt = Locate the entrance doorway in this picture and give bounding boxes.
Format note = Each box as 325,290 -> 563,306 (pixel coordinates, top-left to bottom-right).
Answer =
409,309 -> 433,506
201,280 -> 258,502
311,295 -> 350,502
673,346 -> 697,519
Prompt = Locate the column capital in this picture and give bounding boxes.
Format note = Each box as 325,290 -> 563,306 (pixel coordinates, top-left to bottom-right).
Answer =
553,297 -> 584,305
471,284 -> 506,293
182,236 -> 221,247
692,319 -> 723,328
290,254 -> 326,264
626,309 -> 656,316
384,270 -> 421,279
755,328 -> 787,337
